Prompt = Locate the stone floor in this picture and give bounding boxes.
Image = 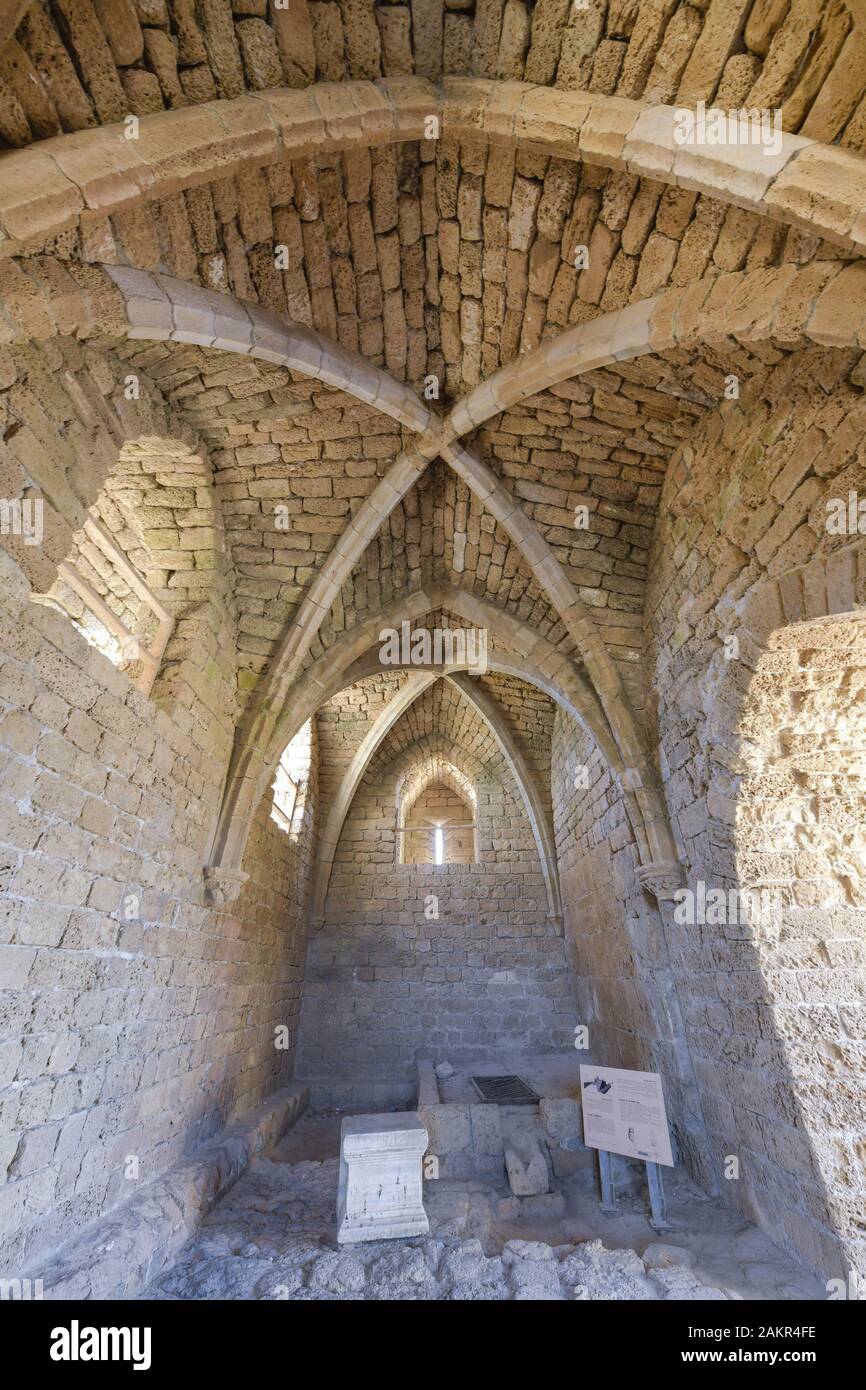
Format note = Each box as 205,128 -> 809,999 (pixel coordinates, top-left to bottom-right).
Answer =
140,1112 -> 825,1301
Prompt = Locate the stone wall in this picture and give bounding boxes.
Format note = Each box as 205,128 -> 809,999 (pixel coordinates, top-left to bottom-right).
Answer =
550,703 -> 709,1182
545,345 -> 866,1279
0,529 -> 318,1277
296,675 -> 576,1107
3,0 -> 861,152
645,346 -> 866,1280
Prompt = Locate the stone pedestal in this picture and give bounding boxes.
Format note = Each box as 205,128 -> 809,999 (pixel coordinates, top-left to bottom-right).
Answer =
337,1113 -> 429,1244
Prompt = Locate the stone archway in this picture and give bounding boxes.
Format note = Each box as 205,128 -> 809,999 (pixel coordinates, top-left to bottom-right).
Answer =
396,755 -> 477,865
310,666 -> 563,924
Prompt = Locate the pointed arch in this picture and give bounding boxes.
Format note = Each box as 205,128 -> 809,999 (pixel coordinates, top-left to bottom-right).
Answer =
209,581 -> 654,883
396,753 -> 478,867
309,668 -> 563,926
309,671 -> 437,923
5,78 -> 866,257
447,672 -> 562,927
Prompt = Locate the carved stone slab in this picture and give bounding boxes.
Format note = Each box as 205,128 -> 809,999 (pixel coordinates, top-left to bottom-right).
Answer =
337,1113 -> 429,1244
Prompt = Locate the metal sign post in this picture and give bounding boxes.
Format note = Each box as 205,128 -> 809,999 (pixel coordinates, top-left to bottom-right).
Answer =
596,1150 -> 673,1233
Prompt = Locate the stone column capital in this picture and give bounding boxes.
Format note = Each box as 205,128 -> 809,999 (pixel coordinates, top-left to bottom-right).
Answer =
635,859 -> 686,903
203,865 -> 249,906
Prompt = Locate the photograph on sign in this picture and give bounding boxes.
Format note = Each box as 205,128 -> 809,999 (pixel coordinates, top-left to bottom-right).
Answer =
579,1065 -> 674,1167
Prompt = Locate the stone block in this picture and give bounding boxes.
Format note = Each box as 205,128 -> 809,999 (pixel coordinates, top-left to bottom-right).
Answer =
419,1102 -> 471,1154
470,1102 -> 503,1155
539,1096 -> 583,1142
504,1133 -> 550,1196
416,1058 -> 439,1106
516,1189 -> 565,1219
337,1112 -> 429,1244
642,1242 -> 695,1270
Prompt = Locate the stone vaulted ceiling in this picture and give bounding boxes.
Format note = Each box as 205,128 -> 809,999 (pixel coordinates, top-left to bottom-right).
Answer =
4,0 -> 866,1299
3,0 -> 866,882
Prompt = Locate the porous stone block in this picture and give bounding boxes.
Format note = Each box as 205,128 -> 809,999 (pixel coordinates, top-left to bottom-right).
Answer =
516,1189 -> 565,1219
470,1102 -> 503,1155
539,1097 -> 583,1142
416,1058 -> 439,1106
419,1101 -> 471,1154
337,1112 -> 429,1244
504,1133 -> 550,1196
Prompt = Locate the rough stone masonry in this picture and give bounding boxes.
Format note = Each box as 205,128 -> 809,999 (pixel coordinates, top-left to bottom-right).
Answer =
0,0 -> 864,1304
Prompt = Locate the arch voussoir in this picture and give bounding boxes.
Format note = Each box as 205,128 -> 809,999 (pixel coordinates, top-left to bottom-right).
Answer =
446,671 -> 563,928
6,77 -> 866,258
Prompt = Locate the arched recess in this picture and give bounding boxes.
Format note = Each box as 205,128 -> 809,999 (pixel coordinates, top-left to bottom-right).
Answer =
309,667 -> 563,926
32,436 -> 227,699
0,330 -> 204,597
396,755 -> 478,867
0,325 -> 233,728
309,671 -> 437,921
447,672 -> 562,926
208,582 -> 640,883
660,541 -> 866,1275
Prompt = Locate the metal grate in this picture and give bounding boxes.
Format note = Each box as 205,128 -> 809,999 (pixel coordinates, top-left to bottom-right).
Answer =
470,1074 -> 540,1105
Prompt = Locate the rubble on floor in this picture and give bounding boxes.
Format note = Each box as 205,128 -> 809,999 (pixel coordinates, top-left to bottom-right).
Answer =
143,1156 -> 730,1301
141,1125 -> 821,1302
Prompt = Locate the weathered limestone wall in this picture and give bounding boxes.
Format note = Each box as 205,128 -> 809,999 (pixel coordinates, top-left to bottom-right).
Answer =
0,337 -> 320,1277
403,782 -> 474,864
645,347 -> 866,1280
296,676 -> 575,1107
0,544 -> 318,1273
550,707 -> 706,1177
2,0 -> 860,151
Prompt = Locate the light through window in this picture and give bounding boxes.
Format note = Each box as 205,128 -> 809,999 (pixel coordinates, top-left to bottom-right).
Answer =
271,719 -> 312,837
434,825 -> 444,865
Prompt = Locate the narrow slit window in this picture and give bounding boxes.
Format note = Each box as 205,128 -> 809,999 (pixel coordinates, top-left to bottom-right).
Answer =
397,765 -> 477,865
271,719 -> 312,838
271,762 -> 298,833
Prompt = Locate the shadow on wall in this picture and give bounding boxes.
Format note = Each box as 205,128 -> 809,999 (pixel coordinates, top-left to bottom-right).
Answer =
635,341 -> 866,1285
702,569 -> 866,1282
557,560 -> 866,1284
655,533 -> 866,1286
553,724 -> 712,1192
